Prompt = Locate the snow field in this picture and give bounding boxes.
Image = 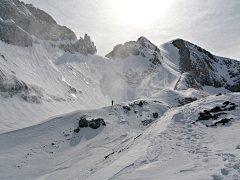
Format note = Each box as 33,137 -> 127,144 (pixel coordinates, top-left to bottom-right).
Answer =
0,93 -> 239,179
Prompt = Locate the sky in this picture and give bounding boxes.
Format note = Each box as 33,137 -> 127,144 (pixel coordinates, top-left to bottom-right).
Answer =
21,0 -> 240,60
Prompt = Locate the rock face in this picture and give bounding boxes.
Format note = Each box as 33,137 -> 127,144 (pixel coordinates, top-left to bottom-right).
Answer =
0,0 -> 97,55
106,37 -> 162,66
172,39 -> 240,92
105,41 -> 140,59
58,34 -> 97,55
0,18 -> 35,47
0,0 -> 76,45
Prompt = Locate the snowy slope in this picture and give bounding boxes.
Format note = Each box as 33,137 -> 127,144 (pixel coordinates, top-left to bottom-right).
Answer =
1,93 -> 239,180
0,37 -> 188,133
1,1 -> 240,179
0,36 -> 235,134
0,40 -> 108,133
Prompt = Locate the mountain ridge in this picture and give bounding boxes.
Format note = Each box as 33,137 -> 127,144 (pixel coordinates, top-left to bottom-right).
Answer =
1,1 -> 240,180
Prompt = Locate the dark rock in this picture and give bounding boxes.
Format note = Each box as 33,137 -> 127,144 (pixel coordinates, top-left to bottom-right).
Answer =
0,18 -> 35,47
123,105 -> 131,111
0,53 -> 7,61
89,118 -> 106,129
178,97 -> 198,106
134,134 -> 142,140
172,39 -> 191,73
198,113 -> 213,120
153,112 -> 159,118
141,119 -> 153,126
138,101 -> 143,107
209,106 -> 222,113
69,86 -> 78,94
221,101 -> 230,108
0,1 -> 97,56
78,117 -> 88,128
104,152 -> 114,159
74,127 -> 80,133
105,36 -> 162,65
58,34 -> 97,55
21,94 -> 28,101
221,101 -> 238,111
228,105 -> 237,111
206,118 -> 233,127
0,0 -> 76,44
172,39 -> 240,92
216,93 -> 222,96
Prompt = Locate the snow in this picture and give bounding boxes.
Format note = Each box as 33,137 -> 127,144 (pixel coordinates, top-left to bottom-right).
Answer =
0,93 -> 240,180
1,37 -> 240,179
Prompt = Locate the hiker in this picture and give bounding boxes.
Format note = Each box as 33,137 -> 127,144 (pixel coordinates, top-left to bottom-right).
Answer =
112,100 -> 114,106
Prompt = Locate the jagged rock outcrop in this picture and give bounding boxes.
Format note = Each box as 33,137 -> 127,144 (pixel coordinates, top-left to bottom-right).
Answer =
105,41 -> 140,59
106,37 -> 162,65
172,39 -> 240,92
0,0 -> 97,56
58,34 -> 97,55
0,69 -> 44,103
0,0 -> 76,45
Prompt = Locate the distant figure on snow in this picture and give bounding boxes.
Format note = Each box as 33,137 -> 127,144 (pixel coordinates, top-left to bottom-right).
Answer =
112,100 -> 114,106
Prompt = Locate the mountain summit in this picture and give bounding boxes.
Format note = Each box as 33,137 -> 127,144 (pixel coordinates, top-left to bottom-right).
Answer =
0,0 -> 96,55
106,36 -> 162,66
1,1 -> 240,180
172,39 -> 240,91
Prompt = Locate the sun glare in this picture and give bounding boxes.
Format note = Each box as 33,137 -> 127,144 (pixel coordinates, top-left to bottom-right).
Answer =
111,0 -> 172,27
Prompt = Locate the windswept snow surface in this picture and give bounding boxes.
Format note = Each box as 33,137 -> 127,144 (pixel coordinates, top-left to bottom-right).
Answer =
0,93 -> 240,180
0,40 -> 182,133
1,38 -> 239,179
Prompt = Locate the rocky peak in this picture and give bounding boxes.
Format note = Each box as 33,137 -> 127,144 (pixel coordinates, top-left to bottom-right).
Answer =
58,34 -> 97,55
0,0 -> 77,46
0,0 -> 97,56
172,38 -> 240,92
105,36 -> 162,65
136,36 -> 157,51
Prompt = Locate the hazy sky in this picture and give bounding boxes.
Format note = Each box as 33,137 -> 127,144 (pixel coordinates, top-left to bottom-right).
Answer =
22,0 -> 240,60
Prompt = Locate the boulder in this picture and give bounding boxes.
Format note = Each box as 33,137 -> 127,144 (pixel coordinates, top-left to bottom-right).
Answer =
74,127 -> 80,133
209,106 -> 222,113
89,118 -> 106,129
138,101 -> 143,107
142,119 -> 153,126
123,105 -> 131,111
153,112 -> 159,118
198,112 -> 213,120
78,117 -> 88,128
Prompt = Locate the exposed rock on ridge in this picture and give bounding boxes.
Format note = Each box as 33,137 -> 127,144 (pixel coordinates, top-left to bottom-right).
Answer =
0,0 -> 97,56
105,37 -> 163,88
0,18 -> 36,47
58,34 -> 97,55
105,36 -> 162,66
172,39 -> 240,92
0,0 -> 76,44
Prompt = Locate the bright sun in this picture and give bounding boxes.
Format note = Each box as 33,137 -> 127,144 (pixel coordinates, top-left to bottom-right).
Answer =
111,0 -> 172,27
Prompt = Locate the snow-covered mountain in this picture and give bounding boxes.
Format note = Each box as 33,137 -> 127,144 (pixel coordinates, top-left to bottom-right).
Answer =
172,39 -> 240,92
0,0 -> 240,179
